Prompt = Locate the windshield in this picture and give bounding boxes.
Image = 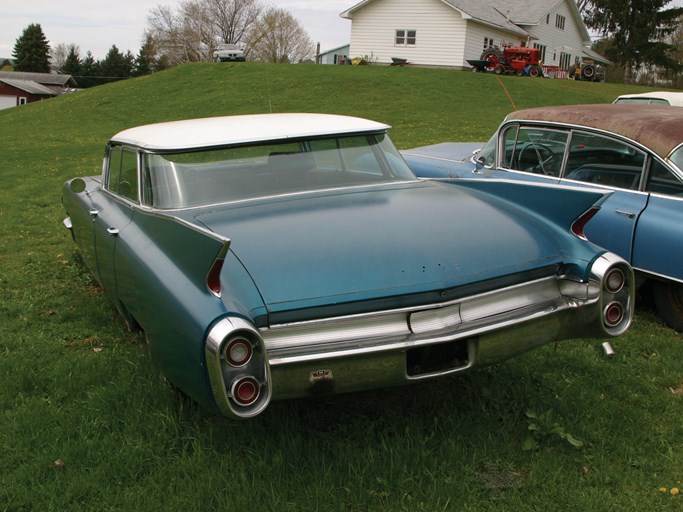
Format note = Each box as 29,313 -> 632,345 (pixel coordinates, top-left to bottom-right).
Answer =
473,133 -> 497,167
670,146 -> 683,172
142,133 -> 416,208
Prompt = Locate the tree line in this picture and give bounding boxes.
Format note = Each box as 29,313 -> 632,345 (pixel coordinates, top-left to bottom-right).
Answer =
9,0 -> 314,88
8,0 -> 683,87
580,0 -> 683,86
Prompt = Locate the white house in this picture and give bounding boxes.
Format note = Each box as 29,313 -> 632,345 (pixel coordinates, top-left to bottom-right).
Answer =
340,0 -> 610,70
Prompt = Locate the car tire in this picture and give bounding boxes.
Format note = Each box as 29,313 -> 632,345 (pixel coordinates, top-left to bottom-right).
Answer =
652,280 -> 683,332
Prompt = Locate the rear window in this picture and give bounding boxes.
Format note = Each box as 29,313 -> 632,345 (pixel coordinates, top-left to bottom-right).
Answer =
142,133 -> 416,208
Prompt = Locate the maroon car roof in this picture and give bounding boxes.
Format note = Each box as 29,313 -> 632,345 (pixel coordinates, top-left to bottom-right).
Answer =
506,104 -> 683,159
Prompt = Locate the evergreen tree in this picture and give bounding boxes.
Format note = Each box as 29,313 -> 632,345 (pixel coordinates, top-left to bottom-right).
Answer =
60,45 -> 82,76
583,0 -> 683,83
134,37 -> 156,76
99,45 -> 133,83
79,51 -> 100,88
12,23 -> 51,72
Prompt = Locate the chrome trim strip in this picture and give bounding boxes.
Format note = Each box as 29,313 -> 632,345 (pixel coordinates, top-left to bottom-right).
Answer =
261,275 -> 589,365
137,179 -> 419,212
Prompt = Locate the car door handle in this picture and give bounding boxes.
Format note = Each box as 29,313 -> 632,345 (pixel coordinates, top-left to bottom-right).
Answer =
107,227 -> 120,236
89,209 -> 99,217
615,209 -> 636,219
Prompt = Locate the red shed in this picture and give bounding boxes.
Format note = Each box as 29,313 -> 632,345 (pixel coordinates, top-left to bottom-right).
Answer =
0,71 -> 78,110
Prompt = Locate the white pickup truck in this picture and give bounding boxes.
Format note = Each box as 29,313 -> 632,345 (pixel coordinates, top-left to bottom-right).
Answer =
213,44 -> 245,62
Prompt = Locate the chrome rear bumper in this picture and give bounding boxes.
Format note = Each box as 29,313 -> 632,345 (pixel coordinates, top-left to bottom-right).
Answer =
206,252 -> 633,417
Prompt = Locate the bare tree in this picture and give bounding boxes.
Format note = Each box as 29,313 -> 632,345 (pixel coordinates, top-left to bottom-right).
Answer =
147,0 -> 263,63
146,1 -> 216,64
206,0 -> 263,45
246,7 -> 314,63
50,42 -> 69,72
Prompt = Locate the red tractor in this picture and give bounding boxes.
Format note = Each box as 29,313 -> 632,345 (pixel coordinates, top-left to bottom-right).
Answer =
468,45 -> 544,77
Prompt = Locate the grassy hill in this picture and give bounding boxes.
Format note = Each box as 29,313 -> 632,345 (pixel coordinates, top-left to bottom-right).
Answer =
1,63 -> 681,511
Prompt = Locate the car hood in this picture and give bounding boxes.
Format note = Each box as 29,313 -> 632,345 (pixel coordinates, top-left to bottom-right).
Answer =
193,181 -> 570,317
402,143 -> 482,178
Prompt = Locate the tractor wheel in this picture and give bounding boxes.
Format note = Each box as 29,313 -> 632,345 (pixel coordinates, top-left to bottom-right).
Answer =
528,65 -> 543,77
581,64 -> 596,80
515,69 -> 524,77
480,49 -> 503,67
493,65 -> 506,75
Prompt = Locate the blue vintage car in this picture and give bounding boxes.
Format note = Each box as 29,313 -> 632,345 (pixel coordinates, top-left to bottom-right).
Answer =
404,104 -> 683,331
63,113 -> 633,418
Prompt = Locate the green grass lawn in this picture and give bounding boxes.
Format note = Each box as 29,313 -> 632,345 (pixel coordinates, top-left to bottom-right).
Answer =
1,63 -> 681,511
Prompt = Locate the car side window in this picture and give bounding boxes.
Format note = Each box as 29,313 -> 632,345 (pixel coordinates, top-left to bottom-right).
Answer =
564,131 -> 645,190
646,159 -> 683,196
107,146 -> 139,202
502,125 -> 567,176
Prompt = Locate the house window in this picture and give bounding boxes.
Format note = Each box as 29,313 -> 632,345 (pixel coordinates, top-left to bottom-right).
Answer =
484,37 -> 495,49
555,14 -> 566,30
559,52 -> 571,69
18,97 -> 27,105
395,29 -> 416,46
533,43 -> 547,63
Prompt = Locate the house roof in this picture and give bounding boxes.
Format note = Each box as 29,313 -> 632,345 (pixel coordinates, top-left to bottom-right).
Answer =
582,47 -> 613,65
0,71 -> 76,87
0,78 -> 57,95
319,44 -> 351,56
441,0 -> 530,37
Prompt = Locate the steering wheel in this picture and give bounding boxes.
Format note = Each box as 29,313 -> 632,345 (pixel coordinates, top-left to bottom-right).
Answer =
516,143 -> 557,175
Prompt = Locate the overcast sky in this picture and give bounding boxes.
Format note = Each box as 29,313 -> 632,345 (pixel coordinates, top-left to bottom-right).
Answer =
0,1 -> 355,60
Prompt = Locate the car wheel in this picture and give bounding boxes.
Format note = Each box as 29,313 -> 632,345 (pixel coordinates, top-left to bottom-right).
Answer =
652,280 -> 683,332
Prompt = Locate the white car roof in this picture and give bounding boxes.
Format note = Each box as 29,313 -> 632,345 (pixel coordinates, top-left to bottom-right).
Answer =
110,113 -> 391,151
613,91 -> 683,106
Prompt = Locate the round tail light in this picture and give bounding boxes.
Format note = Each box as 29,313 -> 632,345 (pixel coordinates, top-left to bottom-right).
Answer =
225,337 -> 253,367
604,302 -> 624,327
604,268 -> 625,294
231,376 -> 260,406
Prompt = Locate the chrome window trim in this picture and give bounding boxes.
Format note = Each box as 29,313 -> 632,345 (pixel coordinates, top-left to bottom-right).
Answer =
131,179 -> 419,212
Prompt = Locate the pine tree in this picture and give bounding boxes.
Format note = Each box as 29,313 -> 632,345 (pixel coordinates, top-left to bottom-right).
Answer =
79,51 -> 100,88
583,0 -> 683,83
99,45 -> 133,83
133,37 -> 156,76
61,45 -> 82,77
12,23 -> 51,72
